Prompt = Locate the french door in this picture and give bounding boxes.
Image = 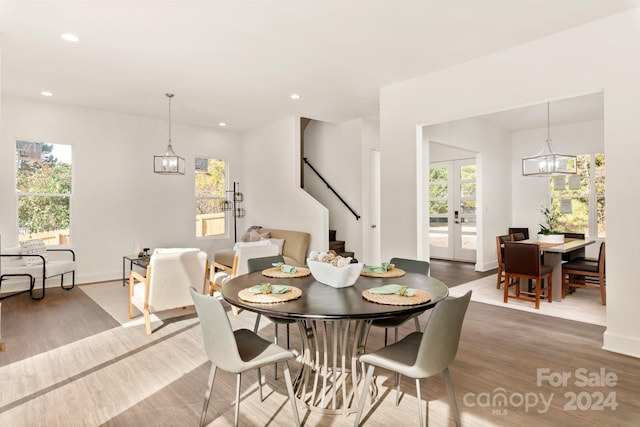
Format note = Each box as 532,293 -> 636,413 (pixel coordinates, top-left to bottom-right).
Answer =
428,159 -> 477,262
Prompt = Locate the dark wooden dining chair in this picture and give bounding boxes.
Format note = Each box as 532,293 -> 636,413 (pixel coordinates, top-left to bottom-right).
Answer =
562,242 -> 606,305
559,232 -> 586,261
508,227 -> 529,240
496,235 -> 511,289
503,242 -> 552,309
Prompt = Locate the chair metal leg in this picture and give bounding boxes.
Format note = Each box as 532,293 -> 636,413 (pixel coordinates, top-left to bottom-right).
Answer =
443,367 -> 461,427
274,327 -> 279,380
258,368 -> 263,401
253,313 -> 262,333
286,323 -> 290,348
413,315 -> 421,332
395,373 -> 401,406
354,365 -> 375,426
234,374 -> 241,427
383,328 -> 388,346
200,365 -> 217,427
415,378 -> 424,427
283,362 -> 301,427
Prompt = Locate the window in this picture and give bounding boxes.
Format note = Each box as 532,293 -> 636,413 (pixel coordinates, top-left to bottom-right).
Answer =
549,153 -> 605,238
195,157 -> 227,237
16,140 -> 72,245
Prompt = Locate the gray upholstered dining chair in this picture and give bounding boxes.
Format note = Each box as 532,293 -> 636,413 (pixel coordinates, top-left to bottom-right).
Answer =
248,255 -> 296,379
354,291 -> 472,427
189,288 -> 300,427
371,257 -> 431,345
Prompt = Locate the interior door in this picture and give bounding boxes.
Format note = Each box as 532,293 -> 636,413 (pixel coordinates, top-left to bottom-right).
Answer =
428,159 -> 477,262
368,149 -> 381,265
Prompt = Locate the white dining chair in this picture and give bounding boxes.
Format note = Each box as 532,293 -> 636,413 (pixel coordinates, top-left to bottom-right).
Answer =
354,291 -> 472,427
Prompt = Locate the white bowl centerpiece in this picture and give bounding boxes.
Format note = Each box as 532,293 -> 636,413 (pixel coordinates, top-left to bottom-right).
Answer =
307,250 -> 363,288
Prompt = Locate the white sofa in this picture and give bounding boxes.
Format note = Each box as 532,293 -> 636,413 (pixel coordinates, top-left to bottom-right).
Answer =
0,246 -> 76,300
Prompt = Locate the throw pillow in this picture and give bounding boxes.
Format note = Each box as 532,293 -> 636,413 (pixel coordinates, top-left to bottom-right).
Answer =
19,239 -> 49,266
261,237 -> 285,255
240,225 -> 262,242
249,230 -> 271,242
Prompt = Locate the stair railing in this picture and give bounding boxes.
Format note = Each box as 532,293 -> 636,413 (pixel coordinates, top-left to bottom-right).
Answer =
303,158 -> 361,220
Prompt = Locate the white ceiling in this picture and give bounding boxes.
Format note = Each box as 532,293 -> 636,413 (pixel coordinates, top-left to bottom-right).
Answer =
0,1 -> 636,132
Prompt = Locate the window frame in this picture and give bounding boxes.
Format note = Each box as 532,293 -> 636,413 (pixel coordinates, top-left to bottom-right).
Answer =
548,152 -> 604,239
15,140 -> 73,246
194,156 -> 229,239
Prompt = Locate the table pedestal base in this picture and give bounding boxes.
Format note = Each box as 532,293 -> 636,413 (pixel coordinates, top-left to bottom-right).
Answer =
294,319 -> 374,415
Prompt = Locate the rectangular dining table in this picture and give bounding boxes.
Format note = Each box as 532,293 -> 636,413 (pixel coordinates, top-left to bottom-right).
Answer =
520,238 -> 595,302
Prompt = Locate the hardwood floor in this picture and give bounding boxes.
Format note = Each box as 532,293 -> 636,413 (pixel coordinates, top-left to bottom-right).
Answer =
429,259 -> 495,287
1,262 -> 639,426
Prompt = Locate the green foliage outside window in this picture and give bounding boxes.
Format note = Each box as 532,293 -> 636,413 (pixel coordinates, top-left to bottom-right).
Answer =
16,142 -> 72,242
195,158 -> 227,237
549,153 -> 605,238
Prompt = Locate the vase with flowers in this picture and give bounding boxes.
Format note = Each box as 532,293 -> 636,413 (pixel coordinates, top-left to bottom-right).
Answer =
537,204 -> 564,244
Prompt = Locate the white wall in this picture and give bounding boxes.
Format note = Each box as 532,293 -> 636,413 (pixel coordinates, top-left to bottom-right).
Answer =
380,9 -> 640,357
303,119 -> 364,260
1,95 -> 242,286
242,116 -> 327,255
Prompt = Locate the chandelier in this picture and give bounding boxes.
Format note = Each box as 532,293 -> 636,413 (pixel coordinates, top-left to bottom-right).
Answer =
154,93 -> 185,175
522,102 -> 576,176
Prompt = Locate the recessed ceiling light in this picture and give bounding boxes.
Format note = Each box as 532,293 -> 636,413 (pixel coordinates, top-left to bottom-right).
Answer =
290,94 -> 301,100
218,122 -> 227,127
61,33 -> 79,42
40,91 -> 53,97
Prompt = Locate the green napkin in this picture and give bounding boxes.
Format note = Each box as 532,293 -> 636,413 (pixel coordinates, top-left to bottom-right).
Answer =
362,262 -> 394,273
272,262 -> 297,274
249,283 -> 291,294
367,284 -> 416,297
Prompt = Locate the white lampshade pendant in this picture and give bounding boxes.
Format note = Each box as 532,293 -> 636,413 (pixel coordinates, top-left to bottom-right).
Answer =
154,93 -> 185,175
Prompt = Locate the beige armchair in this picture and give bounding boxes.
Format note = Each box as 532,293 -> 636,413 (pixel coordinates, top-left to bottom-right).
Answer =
128,248 -> 207,334
206,244 -> 280,315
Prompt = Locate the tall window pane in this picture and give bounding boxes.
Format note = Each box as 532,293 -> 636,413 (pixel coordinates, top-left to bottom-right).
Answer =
16,141 -> 72,245
549,153 -> 604,238
195,158 -> 227,237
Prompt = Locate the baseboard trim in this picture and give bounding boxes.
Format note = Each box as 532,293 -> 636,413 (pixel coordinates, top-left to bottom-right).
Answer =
602,329 -> 640,359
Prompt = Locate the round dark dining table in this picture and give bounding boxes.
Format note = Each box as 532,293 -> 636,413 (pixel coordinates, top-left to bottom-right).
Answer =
221,270 -> 449,320
222,270 -> 449,416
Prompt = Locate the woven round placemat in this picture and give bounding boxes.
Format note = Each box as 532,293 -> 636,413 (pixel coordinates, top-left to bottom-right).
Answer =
360,267 -> 406,278
238,286 -> 302,303
261,267 -> 311,278
362,289 -> 431,306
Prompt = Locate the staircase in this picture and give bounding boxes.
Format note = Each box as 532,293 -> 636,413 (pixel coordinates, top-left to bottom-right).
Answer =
329,229 -> 355,259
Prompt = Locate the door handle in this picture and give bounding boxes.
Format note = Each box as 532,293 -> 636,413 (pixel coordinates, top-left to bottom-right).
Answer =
371,224 -> 377,229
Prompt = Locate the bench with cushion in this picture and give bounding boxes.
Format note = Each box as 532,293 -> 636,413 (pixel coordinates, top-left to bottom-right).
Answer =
0,240 -> 76,300
213,227 -> 311,268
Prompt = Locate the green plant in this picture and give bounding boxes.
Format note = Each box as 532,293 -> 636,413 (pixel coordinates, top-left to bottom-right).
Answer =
538,204 -> 561,235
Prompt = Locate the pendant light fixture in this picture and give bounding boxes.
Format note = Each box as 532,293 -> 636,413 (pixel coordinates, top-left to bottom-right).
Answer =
522,102 -> 577,176
154,93 -> 185,175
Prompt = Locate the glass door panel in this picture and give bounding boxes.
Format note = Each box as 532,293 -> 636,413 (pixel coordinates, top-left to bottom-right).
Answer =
428,159 -> 476,262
